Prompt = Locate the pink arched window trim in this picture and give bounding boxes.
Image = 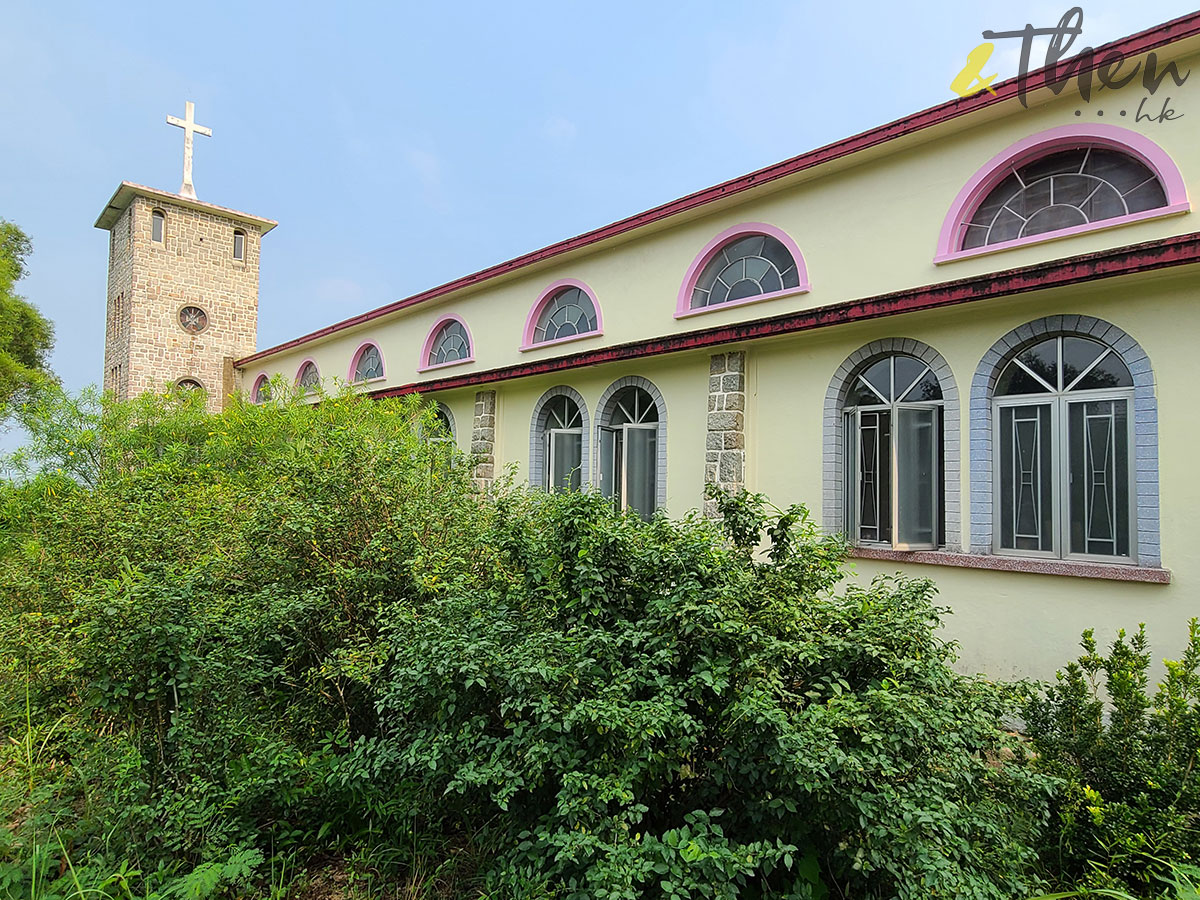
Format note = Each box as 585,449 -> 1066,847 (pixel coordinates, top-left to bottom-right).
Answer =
935,124 -> 1189,264
418,314 -> 475,373
520,278 -> 604,351
347,340 -> 386,382
251,373 -> 269,401
675,222 -> 811,319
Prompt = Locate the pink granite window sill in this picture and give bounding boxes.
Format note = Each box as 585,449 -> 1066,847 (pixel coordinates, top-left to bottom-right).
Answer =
849,547 -> 1171,584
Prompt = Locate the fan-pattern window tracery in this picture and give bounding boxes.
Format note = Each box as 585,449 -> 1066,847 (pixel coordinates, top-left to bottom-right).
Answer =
532,287 -> 598,344
297,361 -> 320,391
962,147 -> 1167,250
427,320 -> 471,367
691,234 -> 801,309
352,344 -> 383,382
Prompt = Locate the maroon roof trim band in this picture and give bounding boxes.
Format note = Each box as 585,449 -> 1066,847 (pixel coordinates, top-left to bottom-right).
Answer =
237,12 -> 1200,367
368,232 -> 1200,398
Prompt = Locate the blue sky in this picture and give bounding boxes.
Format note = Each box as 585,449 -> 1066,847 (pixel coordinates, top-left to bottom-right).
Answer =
2,0 -> 1196,411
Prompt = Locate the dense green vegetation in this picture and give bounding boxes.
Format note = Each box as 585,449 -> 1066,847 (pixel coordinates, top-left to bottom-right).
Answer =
0,220 -> 55,416
0,386 -> 1196,898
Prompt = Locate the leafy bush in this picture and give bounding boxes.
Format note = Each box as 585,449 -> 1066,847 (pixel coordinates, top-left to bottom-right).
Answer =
0,386 -> 1061,897
0,383 -> 478,896
1026,621 -> 1200,896
334,486 -> 1055,899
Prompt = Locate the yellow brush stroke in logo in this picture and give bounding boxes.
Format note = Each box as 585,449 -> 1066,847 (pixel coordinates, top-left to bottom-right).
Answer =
951,42 -> 999,97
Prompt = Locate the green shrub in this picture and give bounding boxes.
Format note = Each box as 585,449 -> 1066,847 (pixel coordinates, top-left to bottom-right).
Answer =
335,488 -> 1055,898
0,386 -> 1060,897
0,383 -> 478,895
1026,620 -> 1200,896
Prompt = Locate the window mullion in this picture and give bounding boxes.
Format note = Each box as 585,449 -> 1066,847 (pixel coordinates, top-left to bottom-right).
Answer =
890,403 -> 900,549
1054,396 -> 1066,559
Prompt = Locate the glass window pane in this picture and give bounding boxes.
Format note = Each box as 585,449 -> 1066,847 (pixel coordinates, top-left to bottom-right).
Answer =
1084,148 -> 1156,195
970,172 -> 1022,227
902,368 -> 943,402
857,410 -> 891,544
1018,338 -> 1060,389
892,356 -> 928,400
1072,350 -> 1133,391
692,234 -> 798,308
1078,183 -> 1126,220
966,147 -> 1166,249
999,404 -> 1054,552
896,407 -> 937,547
844,412 -> 857,536
1123,178 -> 1168,213
548,431 -> 583,493
1025,204 -> 1088,235
849,376 -> 885,407
988,207 -> 1025,243
861,358 -> 892,403
1061,337 -> 1107,387
996,360 -> 1051,396
624,427 -> 657,520
598,427 -> 616,501
1018,148 -> 1088,182
1068,399 -> 1130,557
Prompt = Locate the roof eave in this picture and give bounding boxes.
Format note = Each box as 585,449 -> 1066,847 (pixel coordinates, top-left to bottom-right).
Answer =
94,181 -> 278,234
237,9 -> 1200,367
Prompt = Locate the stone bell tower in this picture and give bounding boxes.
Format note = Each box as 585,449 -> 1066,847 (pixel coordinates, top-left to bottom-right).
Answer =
93,102 -> 276,412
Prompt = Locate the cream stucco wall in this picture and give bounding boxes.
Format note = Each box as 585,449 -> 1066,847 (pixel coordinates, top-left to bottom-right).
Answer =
421,268 -> 1197,683
242,45 -> 1199,394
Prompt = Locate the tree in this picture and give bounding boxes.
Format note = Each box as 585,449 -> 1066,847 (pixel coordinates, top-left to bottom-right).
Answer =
0,219 -> 55,414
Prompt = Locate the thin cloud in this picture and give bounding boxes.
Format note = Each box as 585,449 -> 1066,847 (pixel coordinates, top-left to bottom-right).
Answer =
315,276 -> 367,306
541,115 -> 578,145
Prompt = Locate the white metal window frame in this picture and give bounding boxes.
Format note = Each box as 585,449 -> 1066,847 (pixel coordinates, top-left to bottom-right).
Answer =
543,427 -> 584,492
844,402 -> 942,551
599,422 -> 658,514
842,354 -> 944,551
992,387 -> 1136,564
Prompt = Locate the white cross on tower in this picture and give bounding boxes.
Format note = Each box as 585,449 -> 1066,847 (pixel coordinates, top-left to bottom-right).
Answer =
166,101 -> 212,200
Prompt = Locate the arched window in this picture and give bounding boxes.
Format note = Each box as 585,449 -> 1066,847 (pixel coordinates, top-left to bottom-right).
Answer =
233,229 -> 246,261
350,342 -> 384,382
176,377 -> 204,395
420,316 -> 474,371
964,148 -> 1164,249
824,339 -> 961,552
992,334 -> 1134,560
252,374 -> 271,403
151,209 -> 165,244
677,223 -> 809,318
530,388 -> 588,492
432,403 -> 456,441
522,280 -> 602,350
936,125 -> 1188,262
843,354 -> 945,549
296,360 -> 320,392
597,379 -> 666,519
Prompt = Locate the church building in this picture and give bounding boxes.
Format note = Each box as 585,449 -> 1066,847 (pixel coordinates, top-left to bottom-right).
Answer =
96,16 -> 1200,679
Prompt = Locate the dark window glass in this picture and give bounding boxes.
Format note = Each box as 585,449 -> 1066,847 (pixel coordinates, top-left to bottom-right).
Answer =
532,288 -> 599,344
843,354 -> 944,550
428,321 -> 471,366
353,345 -> 383,382
691,233 -> 800,309
962,146 -> 1167,249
